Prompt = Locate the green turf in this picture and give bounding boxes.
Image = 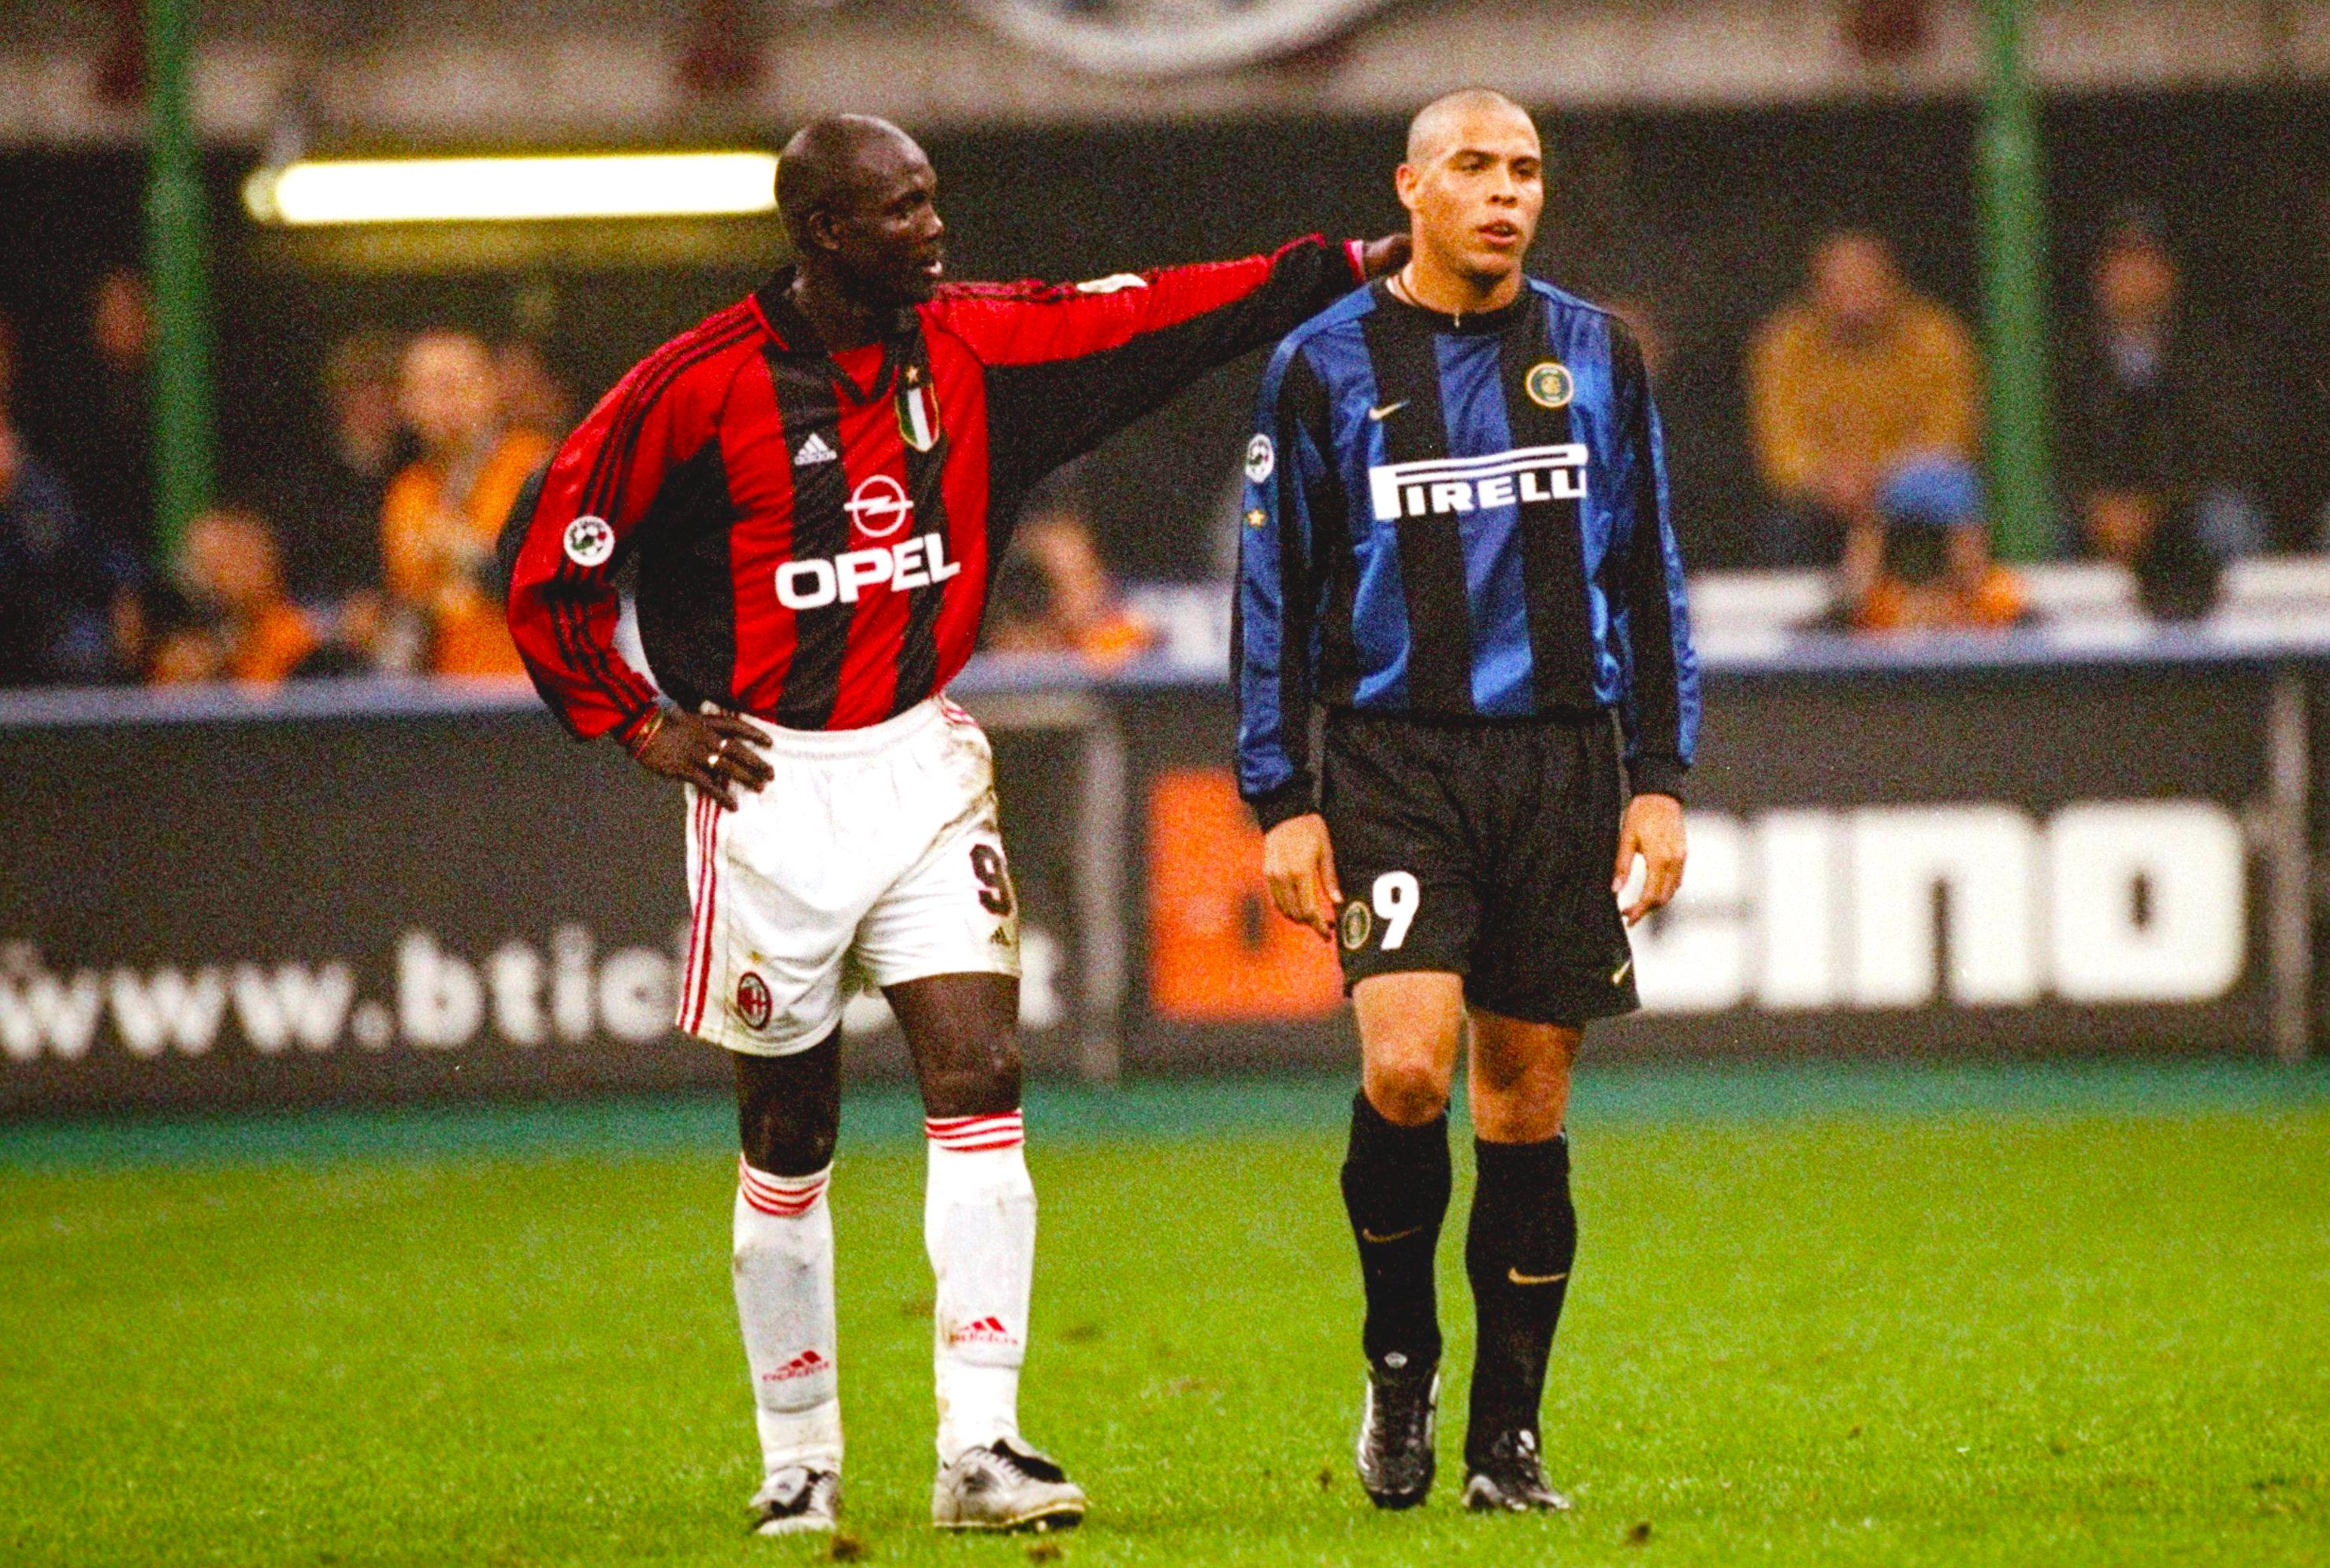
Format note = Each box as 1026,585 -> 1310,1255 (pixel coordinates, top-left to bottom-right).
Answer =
2,1068 -> 2327,1566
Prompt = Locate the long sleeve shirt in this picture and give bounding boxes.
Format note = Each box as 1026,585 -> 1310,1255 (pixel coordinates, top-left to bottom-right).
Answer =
1235,278 -> 1699,829
505,237 -> 1369,739
1745,293 -> 1980,501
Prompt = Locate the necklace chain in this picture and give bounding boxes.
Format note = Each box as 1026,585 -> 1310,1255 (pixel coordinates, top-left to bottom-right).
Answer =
1392,263 -> 1463,328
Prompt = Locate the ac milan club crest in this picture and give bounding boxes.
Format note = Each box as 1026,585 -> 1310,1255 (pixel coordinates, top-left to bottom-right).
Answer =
735,972 -> 773,1031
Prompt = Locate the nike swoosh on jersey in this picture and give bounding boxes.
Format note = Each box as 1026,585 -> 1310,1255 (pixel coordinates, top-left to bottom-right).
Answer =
1611,958 -> 1633,987
1360,1224 -> 1425,1244
1507,1268 -> 1570,1287
1366,400 -> 1408,422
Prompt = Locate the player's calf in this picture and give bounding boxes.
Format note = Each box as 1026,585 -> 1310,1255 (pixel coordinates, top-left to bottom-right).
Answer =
1462,1129 -> 1577,1492
1340,1088 -> 1453,1507
1458,1110 -> 1581,1515
918,1103 -> 1089,1530
731,1046 -> 846,1526
733,1159 -> 843,1518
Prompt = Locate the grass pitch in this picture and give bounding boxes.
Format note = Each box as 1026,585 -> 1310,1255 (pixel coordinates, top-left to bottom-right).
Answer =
2,1064 -> 2328,1566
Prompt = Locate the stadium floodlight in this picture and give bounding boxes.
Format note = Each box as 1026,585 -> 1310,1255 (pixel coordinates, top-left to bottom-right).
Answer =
242,151 -> 780,226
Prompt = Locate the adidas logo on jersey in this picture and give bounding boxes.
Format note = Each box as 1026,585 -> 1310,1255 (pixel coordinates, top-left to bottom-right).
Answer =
1367,444 -> 1589,522
947,1315 -> 1019,1348
761,1348 -> 831,1382
794,432 -> 838,466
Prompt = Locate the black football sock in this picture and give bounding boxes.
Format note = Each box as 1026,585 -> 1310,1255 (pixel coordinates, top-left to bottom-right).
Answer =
1465,1131 -> 1576,1466
1340,1091 -> 1452,1374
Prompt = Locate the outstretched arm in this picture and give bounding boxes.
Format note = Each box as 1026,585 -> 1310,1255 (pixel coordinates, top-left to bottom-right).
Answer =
942,233 -> 1404,506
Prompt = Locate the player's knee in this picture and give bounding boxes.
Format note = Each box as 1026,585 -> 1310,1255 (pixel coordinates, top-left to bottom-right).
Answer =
735,1042 -> 842,1176
740,1105 -> 837,1176
1543,1027 -> 1581,1073
1497,1044 -> 1574,1102
1469,1038 -> 1575,1142
920,1031 -> 1023,1118
1366,1059 -> 1452,1126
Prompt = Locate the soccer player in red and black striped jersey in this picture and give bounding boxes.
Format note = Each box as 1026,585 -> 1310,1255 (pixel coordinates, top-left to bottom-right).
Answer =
504,114 -> 1405,1536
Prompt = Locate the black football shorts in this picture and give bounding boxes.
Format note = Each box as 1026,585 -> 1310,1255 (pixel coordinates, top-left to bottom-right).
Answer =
1317,707 -> 1639,1027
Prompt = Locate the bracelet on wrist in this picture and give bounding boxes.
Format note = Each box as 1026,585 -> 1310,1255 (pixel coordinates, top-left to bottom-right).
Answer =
625,708 -> 667,758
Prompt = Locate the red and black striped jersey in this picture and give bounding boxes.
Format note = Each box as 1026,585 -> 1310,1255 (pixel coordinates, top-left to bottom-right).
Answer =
504,236 -> 1369,740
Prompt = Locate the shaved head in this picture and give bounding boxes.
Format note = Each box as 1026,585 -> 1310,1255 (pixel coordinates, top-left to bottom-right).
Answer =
775,113 -> 948,309
1406,89 -> 1535,167
1394,89 -> 1544,304
777,113 -> 924,252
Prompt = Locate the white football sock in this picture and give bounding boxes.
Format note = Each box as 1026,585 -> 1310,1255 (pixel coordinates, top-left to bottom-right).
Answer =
923,1112 -> 1035,1464
733,1158 -> 842,1479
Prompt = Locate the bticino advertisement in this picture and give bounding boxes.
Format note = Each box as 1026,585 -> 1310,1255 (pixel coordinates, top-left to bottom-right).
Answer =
0,663 -> 2296,1112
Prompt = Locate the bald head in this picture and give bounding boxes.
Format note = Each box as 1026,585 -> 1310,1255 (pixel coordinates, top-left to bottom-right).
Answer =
1395,89 -> 1544,297
776,113 -> 948,307
779,115 -> 920,249
1406,89 -> 1535,168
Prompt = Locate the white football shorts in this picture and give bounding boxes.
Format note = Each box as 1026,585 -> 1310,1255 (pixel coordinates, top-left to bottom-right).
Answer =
675,695 -> 1020,1056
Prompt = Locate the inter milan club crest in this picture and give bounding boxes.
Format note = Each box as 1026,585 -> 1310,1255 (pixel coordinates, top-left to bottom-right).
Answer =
734,972 -> 774,1031
897,366 -> 942,451
1525,360 -> 1575,411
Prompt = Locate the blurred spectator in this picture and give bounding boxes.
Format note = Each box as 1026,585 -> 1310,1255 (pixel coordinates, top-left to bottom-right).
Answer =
381,330 -> 552,676
1606,292 -> 1750,569
63,269 -> 158,567
1839,455 -> 2025,633
986,474 -> 1154,667
1747,232 -> 1980,567
493,339 -> 574,438
284,329 -> 405,617
2061,212 -> 2265,574
149,506 -> 329,686
0,376 -> 143,687
2130,496 -> 2226,622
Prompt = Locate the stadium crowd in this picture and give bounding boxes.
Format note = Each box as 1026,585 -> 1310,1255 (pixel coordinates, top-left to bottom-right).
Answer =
1722,208 -> 2264,628
0,210 -> 2274,690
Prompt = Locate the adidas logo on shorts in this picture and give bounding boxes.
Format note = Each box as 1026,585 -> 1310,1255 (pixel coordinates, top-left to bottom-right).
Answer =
794,432 -> 838,466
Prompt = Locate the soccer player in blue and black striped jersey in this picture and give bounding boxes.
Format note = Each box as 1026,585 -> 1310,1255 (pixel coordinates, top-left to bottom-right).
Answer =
1234,90 -> 1700,1514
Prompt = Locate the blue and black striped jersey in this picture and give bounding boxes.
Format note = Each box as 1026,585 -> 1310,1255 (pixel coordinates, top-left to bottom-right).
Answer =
1233,276 -> 1700,829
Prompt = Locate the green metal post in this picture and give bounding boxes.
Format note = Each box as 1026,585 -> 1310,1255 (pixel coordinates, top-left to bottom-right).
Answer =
146,0 -> 214,556
1975,0 -> 2053,561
